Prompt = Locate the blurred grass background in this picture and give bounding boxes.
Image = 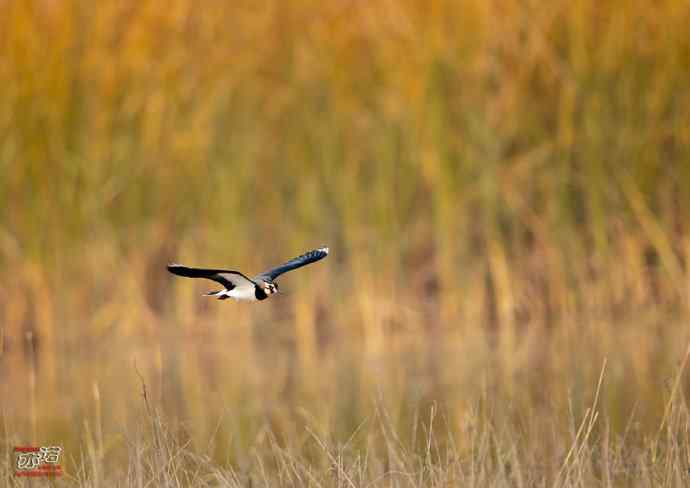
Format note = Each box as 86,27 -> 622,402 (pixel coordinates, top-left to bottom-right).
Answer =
1,0 -> 690,485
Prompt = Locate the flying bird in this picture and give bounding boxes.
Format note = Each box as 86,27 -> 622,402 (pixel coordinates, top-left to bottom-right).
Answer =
167,247 -> 329,302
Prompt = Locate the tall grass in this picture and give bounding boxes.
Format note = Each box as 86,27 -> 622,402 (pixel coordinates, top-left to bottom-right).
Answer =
0,0 -> 689,485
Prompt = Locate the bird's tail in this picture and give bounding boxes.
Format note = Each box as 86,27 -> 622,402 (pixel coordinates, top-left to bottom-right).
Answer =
203,290 -> 224,297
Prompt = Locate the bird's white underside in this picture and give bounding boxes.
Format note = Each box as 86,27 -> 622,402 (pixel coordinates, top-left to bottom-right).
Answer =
220,285 -> 257,301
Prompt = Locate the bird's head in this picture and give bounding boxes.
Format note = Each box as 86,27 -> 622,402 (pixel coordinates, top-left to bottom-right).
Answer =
262,281 -> 278,295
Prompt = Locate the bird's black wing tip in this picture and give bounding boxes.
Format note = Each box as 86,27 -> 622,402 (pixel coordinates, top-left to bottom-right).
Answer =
167,263 -> 188,275
314,246 -> 329,257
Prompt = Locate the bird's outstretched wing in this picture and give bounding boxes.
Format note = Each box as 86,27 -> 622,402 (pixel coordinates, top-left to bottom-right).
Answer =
167,264 -> 255,290
255,247 -> 329,281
